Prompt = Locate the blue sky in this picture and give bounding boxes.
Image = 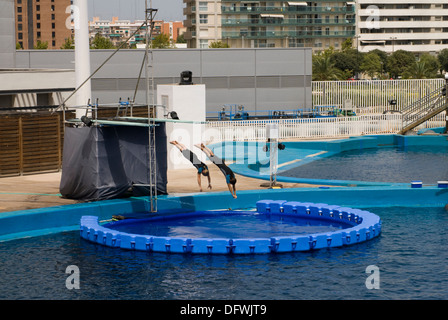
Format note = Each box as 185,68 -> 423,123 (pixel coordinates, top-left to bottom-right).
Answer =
87,0 -> 184,21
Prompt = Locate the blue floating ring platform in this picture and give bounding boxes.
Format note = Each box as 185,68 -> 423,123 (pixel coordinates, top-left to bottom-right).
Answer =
80,200 -> 382,254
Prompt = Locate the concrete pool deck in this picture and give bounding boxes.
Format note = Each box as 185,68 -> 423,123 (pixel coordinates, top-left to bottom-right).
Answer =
0,167 -> 318,213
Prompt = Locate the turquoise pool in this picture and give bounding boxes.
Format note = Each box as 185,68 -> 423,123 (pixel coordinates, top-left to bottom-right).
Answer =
0,134 -> 447,300
0,188 -> 447,300
222,134 -> 448,187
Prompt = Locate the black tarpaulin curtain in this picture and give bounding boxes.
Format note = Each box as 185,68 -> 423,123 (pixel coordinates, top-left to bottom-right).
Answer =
59,124 -> 167,201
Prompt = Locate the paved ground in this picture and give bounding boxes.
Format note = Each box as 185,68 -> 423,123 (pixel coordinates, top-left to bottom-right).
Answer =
0,168 -> 319,213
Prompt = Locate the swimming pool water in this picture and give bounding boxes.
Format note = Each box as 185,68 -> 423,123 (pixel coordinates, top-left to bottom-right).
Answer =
107,212 -> 351,239
0,206 -> 447,300
280,146 -> 448,184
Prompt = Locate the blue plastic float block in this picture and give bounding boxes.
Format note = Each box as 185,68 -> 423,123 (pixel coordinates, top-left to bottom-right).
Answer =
309,203 -> 329,216
232,239 -> 272,254
256,200 -> 287,213
150,236 -> 191,253
319,205 -> 341,218
256,200 -> 273,213
281,201 -> 304,214
190,239 -> 230,254
333,207 -> 355,221
309,233 -> 345,249
270,236 -> 310,252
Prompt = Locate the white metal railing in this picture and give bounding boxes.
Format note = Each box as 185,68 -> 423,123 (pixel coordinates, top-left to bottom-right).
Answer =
205,114 -> 403,142
312,79 -> 445,114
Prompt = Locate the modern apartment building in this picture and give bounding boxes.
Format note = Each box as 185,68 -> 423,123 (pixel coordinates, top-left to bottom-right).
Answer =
183,0 -> 356,50
89,17 -> 185,47
357,0 -> 448,54
15,0 -> 72,49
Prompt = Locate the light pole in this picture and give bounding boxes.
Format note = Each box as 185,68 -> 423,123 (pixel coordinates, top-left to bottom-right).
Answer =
354,35 -> 361,80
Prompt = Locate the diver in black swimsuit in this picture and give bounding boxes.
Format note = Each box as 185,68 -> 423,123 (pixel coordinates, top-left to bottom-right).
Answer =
170,141 -> 211,192
195,143 -> 237,199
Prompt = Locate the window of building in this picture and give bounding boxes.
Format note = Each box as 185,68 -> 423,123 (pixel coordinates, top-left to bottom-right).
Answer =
199,14 -> 208,24
199,2 -> 208,11
36,5 -> 40,11
17,6 -> 22,13
199,39 -> 208,48
18,23 -> 22,31
17,15 -> 22,22
18,32 -> 23,40
36,14 -> 40,20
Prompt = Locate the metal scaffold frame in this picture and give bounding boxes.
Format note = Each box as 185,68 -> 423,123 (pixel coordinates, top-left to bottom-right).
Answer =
145,2 -> 158,212
56,2 -> 161,212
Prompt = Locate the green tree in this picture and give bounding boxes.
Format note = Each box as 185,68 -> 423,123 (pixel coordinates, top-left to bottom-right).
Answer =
386,50 -> 416,79
176,33 -> 186,44
16,42 -> 22,50
151,33 -> 172,49
404,54 -> 439,79
34,40 -> 48,49
331,48 -> 363,79
209,41 -> 230,48
369,49 -> 388,78
60,36 -> 75,49
312,52 -> 344,81
91,33 -> 115,49
341,37 -> 353,52
361,52 -> 382,79
437,48 -> 448,74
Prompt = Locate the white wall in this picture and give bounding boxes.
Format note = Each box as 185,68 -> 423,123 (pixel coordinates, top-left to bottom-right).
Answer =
157,84 -> 207,170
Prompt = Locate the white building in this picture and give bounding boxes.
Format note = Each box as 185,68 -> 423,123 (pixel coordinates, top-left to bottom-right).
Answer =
357,0 -> 448,55
89,17 -> 147,46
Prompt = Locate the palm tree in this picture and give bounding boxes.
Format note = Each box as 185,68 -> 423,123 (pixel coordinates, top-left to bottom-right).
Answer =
312,54 -> 343,81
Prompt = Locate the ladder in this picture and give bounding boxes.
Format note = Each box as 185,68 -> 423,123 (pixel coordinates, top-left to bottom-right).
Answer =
399,85 -> 448,135
145,5 -> 158,212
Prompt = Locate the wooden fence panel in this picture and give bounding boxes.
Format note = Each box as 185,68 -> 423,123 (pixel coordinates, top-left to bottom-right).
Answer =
0,113 -> 64,177
0,117 -> 21,176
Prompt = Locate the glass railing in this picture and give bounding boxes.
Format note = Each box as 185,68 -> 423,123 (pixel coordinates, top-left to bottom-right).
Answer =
221,6 -> 355,14
222,30 -> 356,39
221,18 -> 356,26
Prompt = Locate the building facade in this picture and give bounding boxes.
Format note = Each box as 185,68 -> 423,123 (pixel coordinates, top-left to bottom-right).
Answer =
89,17 -> 185,47
357,0 -> 448,54
15,0 -> 72,49
183,0 -> 356,50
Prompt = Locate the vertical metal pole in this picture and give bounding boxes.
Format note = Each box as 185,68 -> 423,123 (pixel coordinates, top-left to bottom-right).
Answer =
74,0 -> 91,118
145,1 -> 158,212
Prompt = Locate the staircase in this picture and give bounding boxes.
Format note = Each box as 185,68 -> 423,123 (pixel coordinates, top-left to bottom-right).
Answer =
399,85 -> 447,135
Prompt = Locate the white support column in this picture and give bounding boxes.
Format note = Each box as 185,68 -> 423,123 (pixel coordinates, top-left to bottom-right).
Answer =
74,0 -> 91,118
